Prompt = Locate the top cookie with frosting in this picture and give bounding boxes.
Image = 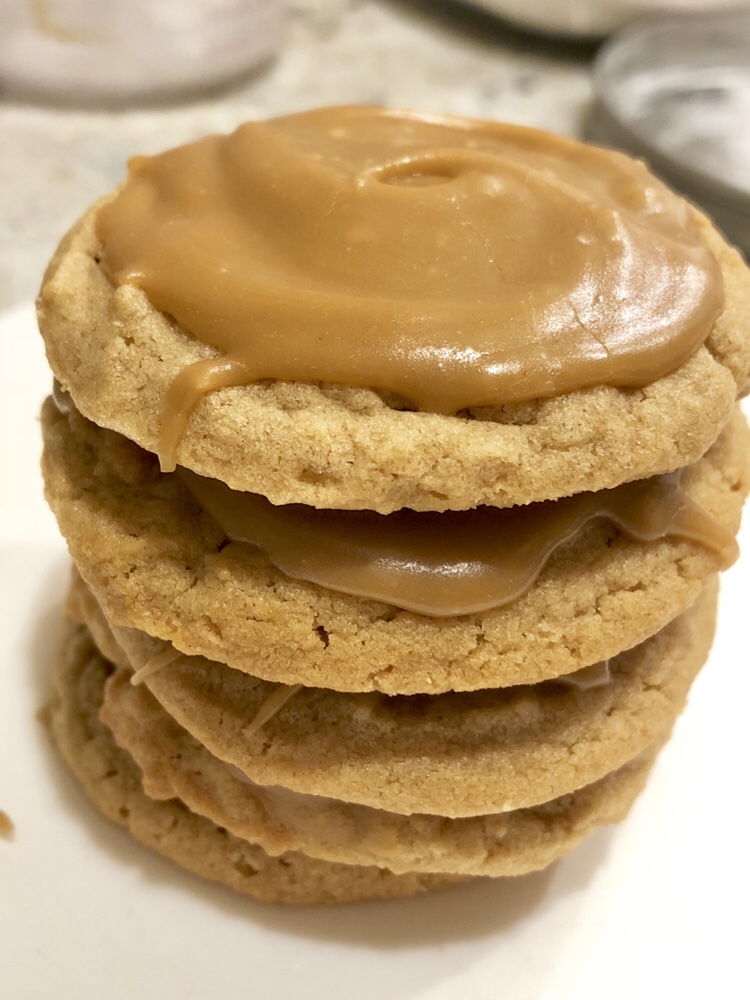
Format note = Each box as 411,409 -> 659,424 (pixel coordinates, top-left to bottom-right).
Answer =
38,106 -> 750,512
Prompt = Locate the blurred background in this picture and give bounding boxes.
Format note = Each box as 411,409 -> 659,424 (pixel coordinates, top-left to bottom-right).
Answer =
1,0 -> 749,312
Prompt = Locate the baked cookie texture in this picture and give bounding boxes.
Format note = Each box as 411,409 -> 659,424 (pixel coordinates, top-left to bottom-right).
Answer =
72,570 -> 716,817
37,109 -> 750,905
38,204 -> 750,513
99,661 -> 662,877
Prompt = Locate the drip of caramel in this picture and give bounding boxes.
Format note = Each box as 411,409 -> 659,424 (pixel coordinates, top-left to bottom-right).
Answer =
95,106 -> 724,471
178,468 -> 737,617
131,646 -> 185,686
242,684 -> 303,739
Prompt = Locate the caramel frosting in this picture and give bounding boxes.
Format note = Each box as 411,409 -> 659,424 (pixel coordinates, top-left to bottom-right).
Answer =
96,106 -> 724,471
179,466 -> 737,617
0,809 -> 14,841
48,384 -> 739,619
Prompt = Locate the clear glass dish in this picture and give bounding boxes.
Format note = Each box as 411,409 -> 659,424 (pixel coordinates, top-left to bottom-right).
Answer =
0,0 -> 286,105
589,9 -> 750,253
467,0 -> 746,38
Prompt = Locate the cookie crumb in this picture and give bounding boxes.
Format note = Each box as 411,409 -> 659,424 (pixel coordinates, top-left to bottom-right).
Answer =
0,810 -> 14,840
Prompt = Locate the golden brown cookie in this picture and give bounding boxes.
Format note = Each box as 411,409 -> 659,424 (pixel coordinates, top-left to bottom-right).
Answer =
50,623 -> 467,905
74,572 -> 717,817
43,398 -> 747,694
38,202 -> 750,513
101,661 -> 662,877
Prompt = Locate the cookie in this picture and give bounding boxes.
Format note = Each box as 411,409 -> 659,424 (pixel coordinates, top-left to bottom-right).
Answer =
43,398 -> 747,693
101,660 -> 662,877
37,113 -> 750,514
50,623 -> 466,905
74,572 -> 717,817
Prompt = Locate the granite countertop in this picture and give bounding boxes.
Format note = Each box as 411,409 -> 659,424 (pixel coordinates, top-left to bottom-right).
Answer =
0,0 -> 593,311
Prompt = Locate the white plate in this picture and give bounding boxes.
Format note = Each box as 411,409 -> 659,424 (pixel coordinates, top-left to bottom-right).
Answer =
1,301 -> 747,1000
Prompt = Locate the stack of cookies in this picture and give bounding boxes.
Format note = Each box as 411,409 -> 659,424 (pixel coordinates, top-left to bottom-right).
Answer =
38,108 -> 750,905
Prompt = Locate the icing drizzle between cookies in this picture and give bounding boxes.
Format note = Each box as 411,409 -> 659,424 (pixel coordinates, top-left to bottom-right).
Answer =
50,385 -> 737,618
178,465 -> 737,617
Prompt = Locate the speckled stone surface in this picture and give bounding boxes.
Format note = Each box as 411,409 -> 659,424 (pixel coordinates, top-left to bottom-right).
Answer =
0,0 -> 593,310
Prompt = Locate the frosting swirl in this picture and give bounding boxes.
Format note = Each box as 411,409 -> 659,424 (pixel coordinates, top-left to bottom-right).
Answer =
96,106 -> 724,470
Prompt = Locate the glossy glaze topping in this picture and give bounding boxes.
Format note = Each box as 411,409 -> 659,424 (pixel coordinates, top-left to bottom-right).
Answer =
96,106 -> 724,470
179,466 -> 737,617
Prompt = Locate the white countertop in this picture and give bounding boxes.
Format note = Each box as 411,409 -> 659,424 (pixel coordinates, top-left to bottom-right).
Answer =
0,0 -> 592,309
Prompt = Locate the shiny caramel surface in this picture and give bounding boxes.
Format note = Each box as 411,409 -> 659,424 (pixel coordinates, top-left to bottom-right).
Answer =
179,466 -> 737,617
96,106 -> 724,471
